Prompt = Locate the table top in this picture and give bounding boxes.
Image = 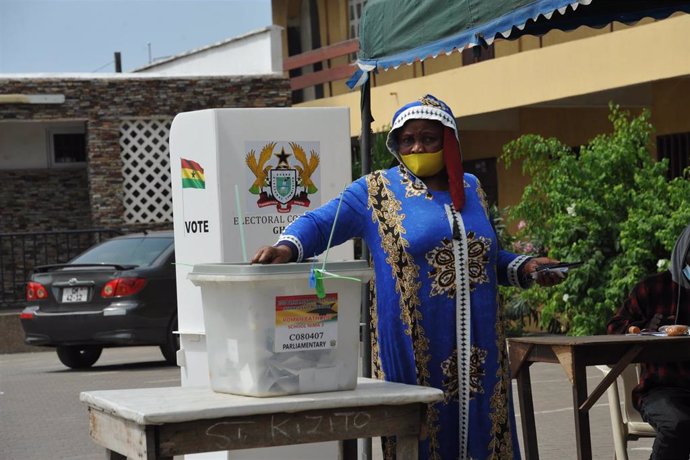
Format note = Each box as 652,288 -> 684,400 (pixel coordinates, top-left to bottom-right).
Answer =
508,334 -> 690,373
508,334 -> 690,346
80,377 -> 444,425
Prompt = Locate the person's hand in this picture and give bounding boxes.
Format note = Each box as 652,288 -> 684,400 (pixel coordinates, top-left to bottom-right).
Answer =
522,257 -> 565,287
251,245 -> 294,264
645,313 -> 676,331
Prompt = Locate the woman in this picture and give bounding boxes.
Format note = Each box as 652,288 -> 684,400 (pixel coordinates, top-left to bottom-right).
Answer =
253,94 -> 563,459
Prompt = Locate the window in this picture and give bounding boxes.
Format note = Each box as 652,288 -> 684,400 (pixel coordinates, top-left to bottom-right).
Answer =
48,126 -> 86,166
657,132 -> 690,179
349,0 -> 367,39
71,236 -> 173,267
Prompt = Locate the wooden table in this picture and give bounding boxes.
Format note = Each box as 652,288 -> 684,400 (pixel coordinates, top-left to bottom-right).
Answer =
508,334 -> 690,460
80,377 -> 443,460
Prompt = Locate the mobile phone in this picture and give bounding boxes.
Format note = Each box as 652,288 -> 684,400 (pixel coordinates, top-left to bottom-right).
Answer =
531,261 -> 583,279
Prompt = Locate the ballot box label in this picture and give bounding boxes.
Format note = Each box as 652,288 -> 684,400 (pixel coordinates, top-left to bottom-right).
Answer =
274,294 -> 338,352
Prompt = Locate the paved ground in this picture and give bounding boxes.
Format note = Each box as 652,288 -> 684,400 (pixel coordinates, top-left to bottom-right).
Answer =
1,346 -> 181,460
511,364 -> 653,460
1,346 -> 653,459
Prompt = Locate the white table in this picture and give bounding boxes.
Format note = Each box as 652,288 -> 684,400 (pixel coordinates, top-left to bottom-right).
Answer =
80,377 -> 444,460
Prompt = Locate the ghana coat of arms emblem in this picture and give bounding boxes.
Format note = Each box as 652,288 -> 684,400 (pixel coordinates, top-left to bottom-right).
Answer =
245,142 -> 320,213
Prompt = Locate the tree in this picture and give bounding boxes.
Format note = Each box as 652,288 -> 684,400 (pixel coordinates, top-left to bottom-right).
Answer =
501,105 -> 690,335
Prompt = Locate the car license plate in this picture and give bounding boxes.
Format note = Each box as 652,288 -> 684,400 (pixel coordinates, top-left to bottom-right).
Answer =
61,287 -> 88,303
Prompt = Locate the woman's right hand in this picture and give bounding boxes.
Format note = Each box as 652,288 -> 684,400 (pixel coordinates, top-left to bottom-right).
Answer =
251,245 -> 294,264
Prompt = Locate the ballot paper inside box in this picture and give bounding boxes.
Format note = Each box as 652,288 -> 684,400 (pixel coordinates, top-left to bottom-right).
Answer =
188,261 -> 372,397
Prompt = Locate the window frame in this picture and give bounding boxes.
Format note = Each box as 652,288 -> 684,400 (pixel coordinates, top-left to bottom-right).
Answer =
47,125 -> 87,168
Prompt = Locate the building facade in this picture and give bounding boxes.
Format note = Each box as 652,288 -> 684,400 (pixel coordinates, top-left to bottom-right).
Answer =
0,75 -> 290,233
272,0 -> 690,211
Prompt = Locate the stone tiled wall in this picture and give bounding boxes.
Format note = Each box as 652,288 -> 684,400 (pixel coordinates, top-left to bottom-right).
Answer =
0,169 -> 91,233
0,75 -> 291,232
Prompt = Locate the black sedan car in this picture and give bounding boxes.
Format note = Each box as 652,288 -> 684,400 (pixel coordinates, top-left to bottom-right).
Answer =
19,231 -> 178,369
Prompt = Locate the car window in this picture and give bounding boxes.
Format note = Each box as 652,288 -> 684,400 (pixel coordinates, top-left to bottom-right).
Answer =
71,237 -> 173,267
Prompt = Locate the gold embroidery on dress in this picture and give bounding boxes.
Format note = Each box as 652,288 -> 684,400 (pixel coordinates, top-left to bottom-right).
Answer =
475,179 -> 490,219
440,349 -> 459,404
487,303 -> 515,459
440,346 -> 488,403
426,238 -> 456,298
369,263 -> 385,380
427,233 -> 490,297
469,346 -> 488,397
366,170 -> 440,459
399,165 -> 432,199
366,171 -> 428,362
467,232 -> 491,289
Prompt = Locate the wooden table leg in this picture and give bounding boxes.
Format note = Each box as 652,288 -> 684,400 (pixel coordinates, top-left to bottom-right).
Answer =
572,364 -> 592,460
516,363 -> 539,460
342,439 -> 358,460
396,435 -> 418,460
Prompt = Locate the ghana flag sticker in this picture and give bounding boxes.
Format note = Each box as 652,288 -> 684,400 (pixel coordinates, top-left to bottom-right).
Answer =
181,158 -> 205,189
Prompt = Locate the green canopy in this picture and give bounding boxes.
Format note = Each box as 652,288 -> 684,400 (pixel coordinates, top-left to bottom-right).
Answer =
348,0 -> 690,87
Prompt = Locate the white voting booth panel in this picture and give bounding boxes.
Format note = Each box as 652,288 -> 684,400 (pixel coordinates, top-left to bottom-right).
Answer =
170,107 -> 354,459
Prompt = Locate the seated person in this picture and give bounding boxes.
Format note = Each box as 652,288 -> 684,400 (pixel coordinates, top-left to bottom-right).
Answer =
607,223 -> 690,459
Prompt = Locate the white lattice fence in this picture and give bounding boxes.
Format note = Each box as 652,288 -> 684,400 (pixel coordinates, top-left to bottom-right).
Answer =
119,118 -> 173,224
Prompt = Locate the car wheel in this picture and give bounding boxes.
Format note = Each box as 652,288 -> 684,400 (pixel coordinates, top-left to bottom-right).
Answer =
160,315 -> 179,366
56,345 -> 103,369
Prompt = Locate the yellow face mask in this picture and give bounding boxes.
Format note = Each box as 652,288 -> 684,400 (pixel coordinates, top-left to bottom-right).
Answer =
401,149 -> 444,177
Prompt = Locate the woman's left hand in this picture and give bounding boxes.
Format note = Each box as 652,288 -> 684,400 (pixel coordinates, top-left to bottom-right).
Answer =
522,257 -> 566,287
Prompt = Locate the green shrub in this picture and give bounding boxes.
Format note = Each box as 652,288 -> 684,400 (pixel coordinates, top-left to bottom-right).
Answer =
501,105 -> 690,335
352,126 -> 397,180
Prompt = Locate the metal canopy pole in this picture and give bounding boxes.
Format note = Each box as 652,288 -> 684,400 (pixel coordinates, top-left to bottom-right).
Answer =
359,77 -> 373,379
360,77 -> 374,460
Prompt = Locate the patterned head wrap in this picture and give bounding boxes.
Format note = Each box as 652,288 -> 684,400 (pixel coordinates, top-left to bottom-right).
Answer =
386,94 -> 465,210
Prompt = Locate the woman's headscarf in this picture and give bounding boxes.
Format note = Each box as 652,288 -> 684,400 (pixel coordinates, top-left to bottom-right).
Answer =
385,94 -> 465,210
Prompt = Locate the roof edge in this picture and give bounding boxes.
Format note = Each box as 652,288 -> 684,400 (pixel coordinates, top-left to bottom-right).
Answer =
131,25 -> 282,73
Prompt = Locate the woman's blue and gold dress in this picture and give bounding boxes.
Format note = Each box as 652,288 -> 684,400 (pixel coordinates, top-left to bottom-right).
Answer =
279,166 -> 527,460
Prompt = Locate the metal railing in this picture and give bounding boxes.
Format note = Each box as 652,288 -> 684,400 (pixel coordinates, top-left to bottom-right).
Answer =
0,229 -> 122,310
